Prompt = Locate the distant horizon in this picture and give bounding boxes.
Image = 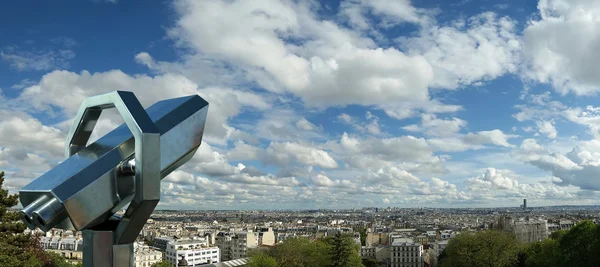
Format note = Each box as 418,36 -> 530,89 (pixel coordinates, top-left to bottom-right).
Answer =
152,204 -> 600,212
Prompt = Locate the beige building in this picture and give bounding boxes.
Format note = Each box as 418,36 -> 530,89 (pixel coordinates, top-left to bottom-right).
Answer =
216,231 -> 258,261
390,238 -> 424,267
257,227 -> 275,246
493,216 -> 548,243
366,232 -> 390,246
361,238 -> 424,267
134,248 -> 162,267
40,236 -> 83,265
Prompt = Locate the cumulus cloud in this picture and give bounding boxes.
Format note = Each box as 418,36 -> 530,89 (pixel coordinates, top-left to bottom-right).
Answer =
522,0 -> 600,95
537,120 -> 557,139
516,139 -> 600,190
403,114 -> 467,137
162,0 -> 471,119
16,70 -> 271,145
263,142 -> 338,169
399,12 -> 521,89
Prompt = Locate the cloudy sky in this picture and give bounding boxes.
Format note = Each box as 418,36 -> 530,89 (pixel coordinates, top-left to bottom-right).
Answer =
3,0 -> 600,210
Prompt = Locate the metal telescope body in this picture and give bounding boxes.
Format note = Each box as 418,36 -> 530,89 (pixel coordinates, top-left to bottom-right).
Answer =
18,91 -> 209,267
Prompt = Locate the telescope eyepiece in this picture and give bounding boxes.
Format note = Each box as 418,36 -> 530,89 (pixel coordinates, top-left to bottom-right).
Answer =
20,194 -> 51,230
31,197 -> 66,232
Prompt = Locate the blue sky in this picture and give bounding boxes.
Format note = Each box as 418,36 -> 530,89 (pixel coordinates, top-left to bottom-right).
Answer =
3,0 -> 600,210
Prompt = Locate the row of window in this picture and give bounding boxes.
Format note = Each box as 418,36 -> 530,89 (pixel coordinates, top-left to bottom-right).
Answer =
393,252 -> 419,257
390,263 -> 423,267
392,246 -> 419,251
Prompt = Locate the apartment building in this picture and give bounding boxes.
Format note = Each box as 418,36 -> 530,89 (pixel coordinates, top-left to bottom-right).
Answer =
362,238 -> 424,267
134,248 -> 162,267
390,238 -> 424,267
152,236 -> 174,251
257,227 -> 276,246
164,239 -> 220,266
215,231 -> 258,261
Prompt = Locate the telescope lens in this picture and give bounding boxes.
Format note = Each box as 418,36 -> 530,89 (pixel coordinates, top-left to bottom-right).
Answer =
20,211 -> 34,229
37,216 -> 46,227
32,197 -> 66,231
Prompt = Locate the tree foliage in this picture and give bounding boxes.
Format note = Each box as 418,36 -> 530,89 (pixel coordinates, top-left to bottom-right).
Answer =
523,238 -> 559,267
440,221 -> 600,267
252,233 -> 365,267
150,260 -> 172,267
361,258 -> 380,267
0,171 -> 79,267
329,232 -> 363,267
358,227 -> 367,246
440,230 -> 520,267
247,251 -> 277,267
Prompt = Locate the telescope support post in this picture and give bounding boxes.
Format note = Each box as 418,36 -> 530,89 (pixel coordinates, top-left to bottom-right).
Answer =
82,229 -> 134,267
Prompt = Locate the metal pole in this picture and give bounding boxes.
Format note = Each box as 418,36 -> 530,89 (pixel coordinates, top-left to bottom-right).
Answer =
83,229 -> 134,267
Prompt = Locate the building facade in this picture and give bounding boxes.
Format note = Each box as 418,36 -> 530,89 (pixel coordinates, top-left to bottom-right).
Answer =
390,239 -> 424,267
494,216 -> 548,243
165,239 -> 220,266
134,248 -> 162,267
215,231 -> 258,261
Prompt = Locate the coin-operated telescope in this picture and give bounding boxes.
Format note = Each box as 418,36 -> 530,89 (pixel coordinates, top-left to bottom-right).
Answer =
19,91 -> 209,267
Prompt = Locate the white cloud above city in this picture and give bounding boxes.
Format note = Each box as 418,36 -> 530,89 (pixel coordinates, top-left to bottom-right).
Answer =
3,0 -> 600,210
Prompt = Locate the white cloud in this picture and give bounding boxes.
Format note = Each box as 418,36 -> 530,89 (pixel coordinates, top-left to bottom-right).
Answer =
226,141 -> 261,161
403,114 -> 467,137
467,168 -> 519,190
340,0 -> 433,29
563,106 -> 600,137
427,129 -> 517,152
0,110 -> 64,159
1,48 -> 75,71
335,132 -> 433,162
516,139 -> 600,190
463,129 -> 517,148
522,0 -> 600,95
399,12 -> 521,89
264,142 -> 338,169
537,120 -> 557,138
338,113 -> 353,124
295,117 -> 317,131
17,70 -> 271,145
164,0 -> 471,120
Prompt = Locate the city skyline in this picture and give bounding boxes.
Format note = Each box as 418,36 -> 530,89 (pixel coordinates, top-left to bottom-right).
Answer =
2,0 -> 600,210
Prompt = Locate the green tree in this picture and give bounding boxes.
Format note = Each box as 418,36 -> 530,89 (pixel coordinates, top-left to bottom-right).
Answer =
549,230 -> 567,240
150,260 -> 172,267
268,237 -> 331,267
0,171 -> 78,267
248,251 -> 277,267
358,227 -> 367,246
440,230 -> 520,267
522,238 -> 560,267
557,220 -> 599,267
0,171 -> 43,267
362,258 -> 380,267
328,232 -> 363,267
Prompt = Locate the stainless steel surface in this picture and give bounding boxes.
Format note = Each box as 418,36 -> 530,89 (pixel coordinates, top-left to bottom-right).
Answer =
20,194 -> 50,229
20,91 -> 209,232
20,90 -> 208,267
82,229 -> 134,267
32,197 -> 66,232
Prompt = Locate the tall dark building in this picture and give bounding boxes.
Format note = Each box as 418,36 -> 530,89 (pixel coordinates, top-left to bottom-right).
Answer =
523,199 -> 527,210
